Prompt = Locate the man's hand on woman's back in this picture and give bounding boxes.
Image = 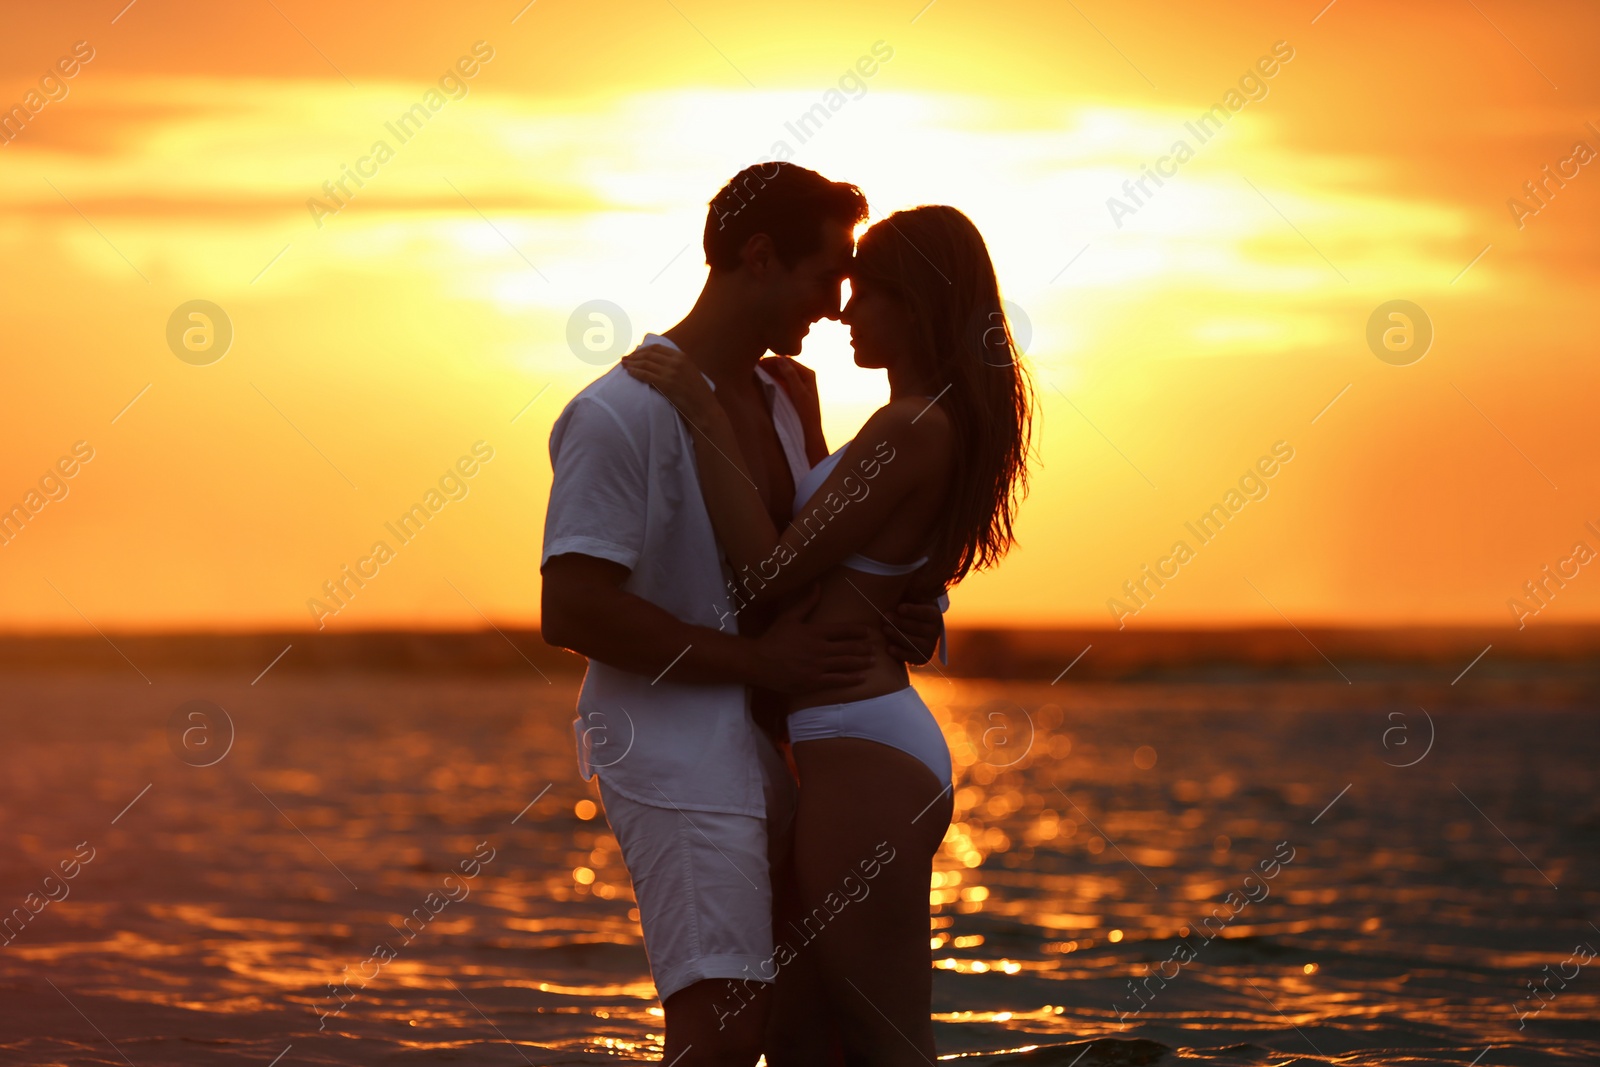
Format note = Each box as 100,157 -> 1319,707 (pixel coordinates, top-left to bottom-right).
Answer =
886,596 -> 945,666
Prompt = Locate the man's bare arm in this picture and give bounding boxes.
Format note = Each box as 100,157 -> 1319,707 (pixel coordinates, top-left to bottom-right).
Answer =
541,553 -> 871,692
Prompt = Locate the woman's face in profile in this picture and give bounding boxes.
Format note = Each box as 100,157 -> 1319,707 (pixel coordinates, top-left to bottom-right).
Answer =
840,276 -> 914,372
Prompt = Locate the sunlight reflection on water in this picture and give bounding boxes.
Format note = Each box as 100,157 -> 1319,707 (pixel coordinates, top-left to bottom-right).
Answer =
1,671 -> 1595,1065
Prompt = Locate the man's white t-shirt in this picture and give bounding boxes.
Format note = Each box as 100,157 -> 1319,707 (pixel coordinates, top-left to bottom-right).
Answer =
541,334 -> 811,817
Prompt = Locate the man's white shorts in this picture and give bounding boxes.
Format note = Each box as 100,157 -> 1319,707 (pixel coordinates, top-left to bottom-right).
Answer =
598,777 -> 777,1002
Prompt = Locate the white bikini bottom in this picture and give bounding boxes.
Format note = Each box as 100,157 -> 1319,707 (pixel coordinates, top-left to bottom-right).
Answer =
786,686 -> 952,785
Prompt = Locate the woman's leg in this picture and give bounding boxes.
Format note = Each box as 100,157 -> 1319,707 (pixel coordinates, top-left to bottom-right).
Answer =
791,738 -> 954,1066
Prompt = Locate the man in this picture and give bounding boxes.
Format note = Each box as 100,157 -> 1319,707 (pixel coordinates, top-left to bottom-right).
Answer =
540,162 -> 940,1064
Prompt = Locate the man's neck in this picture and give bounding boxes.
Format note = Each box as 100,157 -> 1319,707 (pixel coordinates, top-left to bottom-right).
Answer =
662,290 -> 766,393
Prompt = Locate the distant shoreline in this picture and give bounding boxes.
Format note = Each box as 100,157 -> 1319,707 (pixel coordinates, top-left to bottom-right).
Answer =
2,624 -> 1596,684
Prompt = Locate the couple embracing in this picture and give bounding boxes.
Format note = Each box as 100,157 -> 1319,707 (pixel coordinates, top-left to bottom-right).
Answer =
540,162 -> 1032,1064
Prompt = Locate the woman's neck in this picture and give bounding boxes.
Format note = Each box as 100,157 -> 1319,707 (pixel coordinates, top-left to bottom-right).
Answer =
887,362 -> 940,401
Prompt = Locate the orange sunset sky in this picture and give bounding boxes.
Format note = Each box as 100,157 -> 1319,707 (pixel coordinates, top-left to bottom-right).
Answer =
1,0 -> 1597,633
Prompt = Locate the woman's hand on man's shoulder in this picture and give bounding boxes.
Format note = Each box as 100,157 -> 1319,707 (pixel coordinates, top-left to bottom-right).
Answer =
621,344 -> 716,420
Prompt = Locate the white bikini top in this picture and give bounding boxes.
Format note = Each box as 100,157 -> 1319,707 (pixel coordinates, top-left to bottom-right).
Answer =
792,442 -> 928,577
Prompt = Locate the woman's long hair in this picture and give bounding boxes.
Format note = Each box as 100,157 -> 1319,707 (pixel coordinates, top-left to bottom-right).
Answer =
852,205 -> 1034,587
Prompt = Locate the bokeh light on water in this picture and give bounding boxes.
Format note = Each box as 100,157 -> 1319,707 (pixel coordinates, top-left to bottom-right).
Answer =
3,669 -> 1595,1063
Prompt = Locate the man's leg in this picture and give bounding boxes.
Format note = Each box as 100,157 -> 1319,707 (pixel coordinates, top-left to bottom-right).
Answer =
664,978 -> 769,1066
597,777 -> 777,1064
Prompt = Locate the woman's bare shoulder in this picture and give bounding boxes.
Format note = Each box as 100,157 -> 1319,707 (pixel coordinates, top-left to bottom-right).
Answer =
862,395 -> 953,441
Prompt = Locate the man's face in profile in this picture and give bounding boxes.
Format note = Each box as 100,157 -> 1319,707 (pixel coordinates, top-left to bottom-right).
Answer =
764,220 -> 857,357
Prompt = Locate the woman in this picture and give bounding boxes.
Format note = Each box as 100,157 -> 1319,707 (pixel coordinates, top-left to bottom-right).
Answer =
623,204 -> 1033,1063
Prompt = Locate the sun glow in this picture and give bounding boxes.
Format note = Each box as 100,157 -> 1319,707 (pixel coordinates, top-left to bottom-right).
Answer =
2,1 -> 1596,630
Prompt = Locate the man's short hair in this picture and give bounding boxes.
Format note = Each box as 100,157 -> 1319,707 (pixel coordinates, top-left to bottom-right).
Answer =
703,162 -> 868,272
